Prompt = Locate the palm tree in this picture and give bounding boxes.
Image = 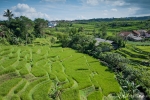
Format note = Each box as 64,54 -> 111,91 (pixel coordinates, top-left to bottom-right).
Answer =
3,9 -> 14,21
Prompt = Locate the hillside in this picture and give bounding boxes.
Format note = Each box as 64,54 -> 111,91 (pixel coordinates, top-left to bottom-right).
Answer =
0,39 -> 120,100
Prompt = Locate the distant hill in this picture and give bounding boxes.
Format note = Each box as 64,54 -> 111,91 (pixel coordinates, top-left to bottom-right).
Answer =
74,16 -> 150,22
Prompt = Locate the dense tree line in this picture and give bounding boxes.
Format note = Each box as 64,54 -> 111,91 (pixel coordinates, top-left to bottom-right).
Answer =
57,27 -> 149,99
0,9 -> 48,45
57,27 -> 114,54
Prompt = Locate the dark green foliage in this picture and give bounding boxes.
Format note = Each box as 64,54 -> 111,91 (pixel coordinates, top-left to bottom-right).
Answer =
97,42 -> 113,52
78,26 -> 84,32
34,18 -> 48,37
70,27 -> 77,35
99,24 -> 107,38
0,37 -> 9,45
69,33 -> 95,53
50,37 -> 56,44
1,10 -> 49,45
1,15 -> 35,45
57,33 -> 71,47
99,52 -> 129,71
91,42 -> 113,58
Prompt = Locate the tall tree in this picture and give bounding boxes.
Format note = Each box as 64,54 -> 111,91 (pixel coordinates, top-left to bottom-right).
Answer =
34,18 -> 48,37
8,16 -> 34,44
3,9 -> 14,21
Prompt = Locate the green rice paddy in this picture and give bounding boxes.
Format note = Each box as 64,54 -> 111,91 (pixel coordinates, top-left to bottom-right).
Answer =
0,43 -> 120,100
115,45 -> 150,92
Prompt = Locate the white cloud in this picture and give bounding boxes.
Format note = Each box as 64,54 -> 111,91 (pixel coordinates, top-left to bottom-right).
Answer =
128,7 -> 139,14
112,1 -> 130,6
42,0 -> 66,2
111,8 -> 118,12
0,14 -> 7,20
128,8 -> 138,12
81,0 -> 105,6
77,15 -> 87,19
103,13 -> 108,16
11,3 -> 52,20
103,10 -> 108,12
86,0 -> 99,5
12,3 -> 36,13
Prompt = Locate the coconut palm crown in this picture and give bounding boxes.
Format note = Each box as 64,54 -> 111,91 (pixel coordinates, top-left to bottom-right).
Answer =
3,9 -> 14,21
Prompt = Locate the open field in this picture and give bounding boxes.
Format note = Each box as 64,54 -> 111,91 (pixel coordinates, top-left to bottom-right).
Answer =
0,39 -> 120,100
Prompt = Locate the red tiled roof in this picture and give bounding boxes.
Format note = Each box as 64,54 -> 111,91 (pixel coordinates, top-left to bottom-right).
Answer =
132,30 -> 140,35
119,32 -> 131,36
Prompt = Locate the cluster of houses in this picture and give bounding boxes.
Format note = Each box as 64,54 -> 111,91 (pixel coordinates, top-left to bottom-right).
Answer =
95,30 -> 150,49
119,30 -> 150,41
48,21 -> 57,28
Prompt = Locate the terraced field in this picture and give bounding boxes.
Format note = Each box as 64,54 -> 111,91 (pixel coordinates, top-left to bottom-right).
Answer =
115,45 -> 150,94
115,45 -> 150,65
0,44 -> 120,100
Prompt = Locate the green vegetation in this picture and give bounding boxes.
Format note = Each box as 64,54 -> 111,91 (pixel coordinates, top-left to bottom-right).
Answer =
54,20 -> 150,99
0,40 -> 120,100
14,80 -> 27,94
115,45 -> 150,92
32,80 -> 52,100
1,9 -> 150,99
87,91 -> 103,100
0,78 -> 21,96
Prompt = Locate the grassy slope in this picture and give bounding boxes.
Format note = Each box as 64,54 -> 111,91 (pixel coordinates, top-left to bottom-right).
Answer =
0,38 -> 120,100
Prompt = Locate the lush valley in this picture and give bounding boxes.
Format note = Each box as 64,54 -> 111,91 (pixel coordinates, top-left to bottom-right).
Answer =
0,38 -> 120,100
0,10 -> 150,100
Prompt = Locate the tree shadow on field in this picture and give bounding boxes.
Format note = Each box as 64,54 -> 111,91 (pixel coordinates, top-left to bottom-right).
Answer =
100,61 -> 114,73
89,61 -> 99,63
51,45 -> 61,47
105,68 -> 113,73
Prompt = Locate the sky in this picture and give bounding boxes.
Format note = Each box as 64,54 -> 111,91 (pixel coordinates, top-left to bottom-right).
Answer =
0,0 -> 150,21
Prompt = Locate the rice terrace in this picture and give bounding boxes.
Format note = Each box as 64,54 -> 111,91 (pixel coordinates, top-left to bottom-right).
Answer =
1,0 -> 150,100
0,39 -> 120,100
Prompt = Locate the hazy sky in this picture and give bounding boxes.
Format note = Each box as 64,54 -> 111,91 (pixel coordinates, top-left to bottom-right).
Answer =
0,0 -> 150,21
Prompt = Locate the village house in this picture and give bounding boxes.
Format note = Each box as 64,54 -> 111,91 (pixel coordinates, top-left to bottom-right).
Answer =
145,31 -> 150,38
95,38 -> 113,46
119,30 -> 145,41
119,32 -> 132,37
137,30 -> 147,36
132,30 -> 140,37
138,30 -> 150,38
48,21 -> 57,28
95,38 -> 118,49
